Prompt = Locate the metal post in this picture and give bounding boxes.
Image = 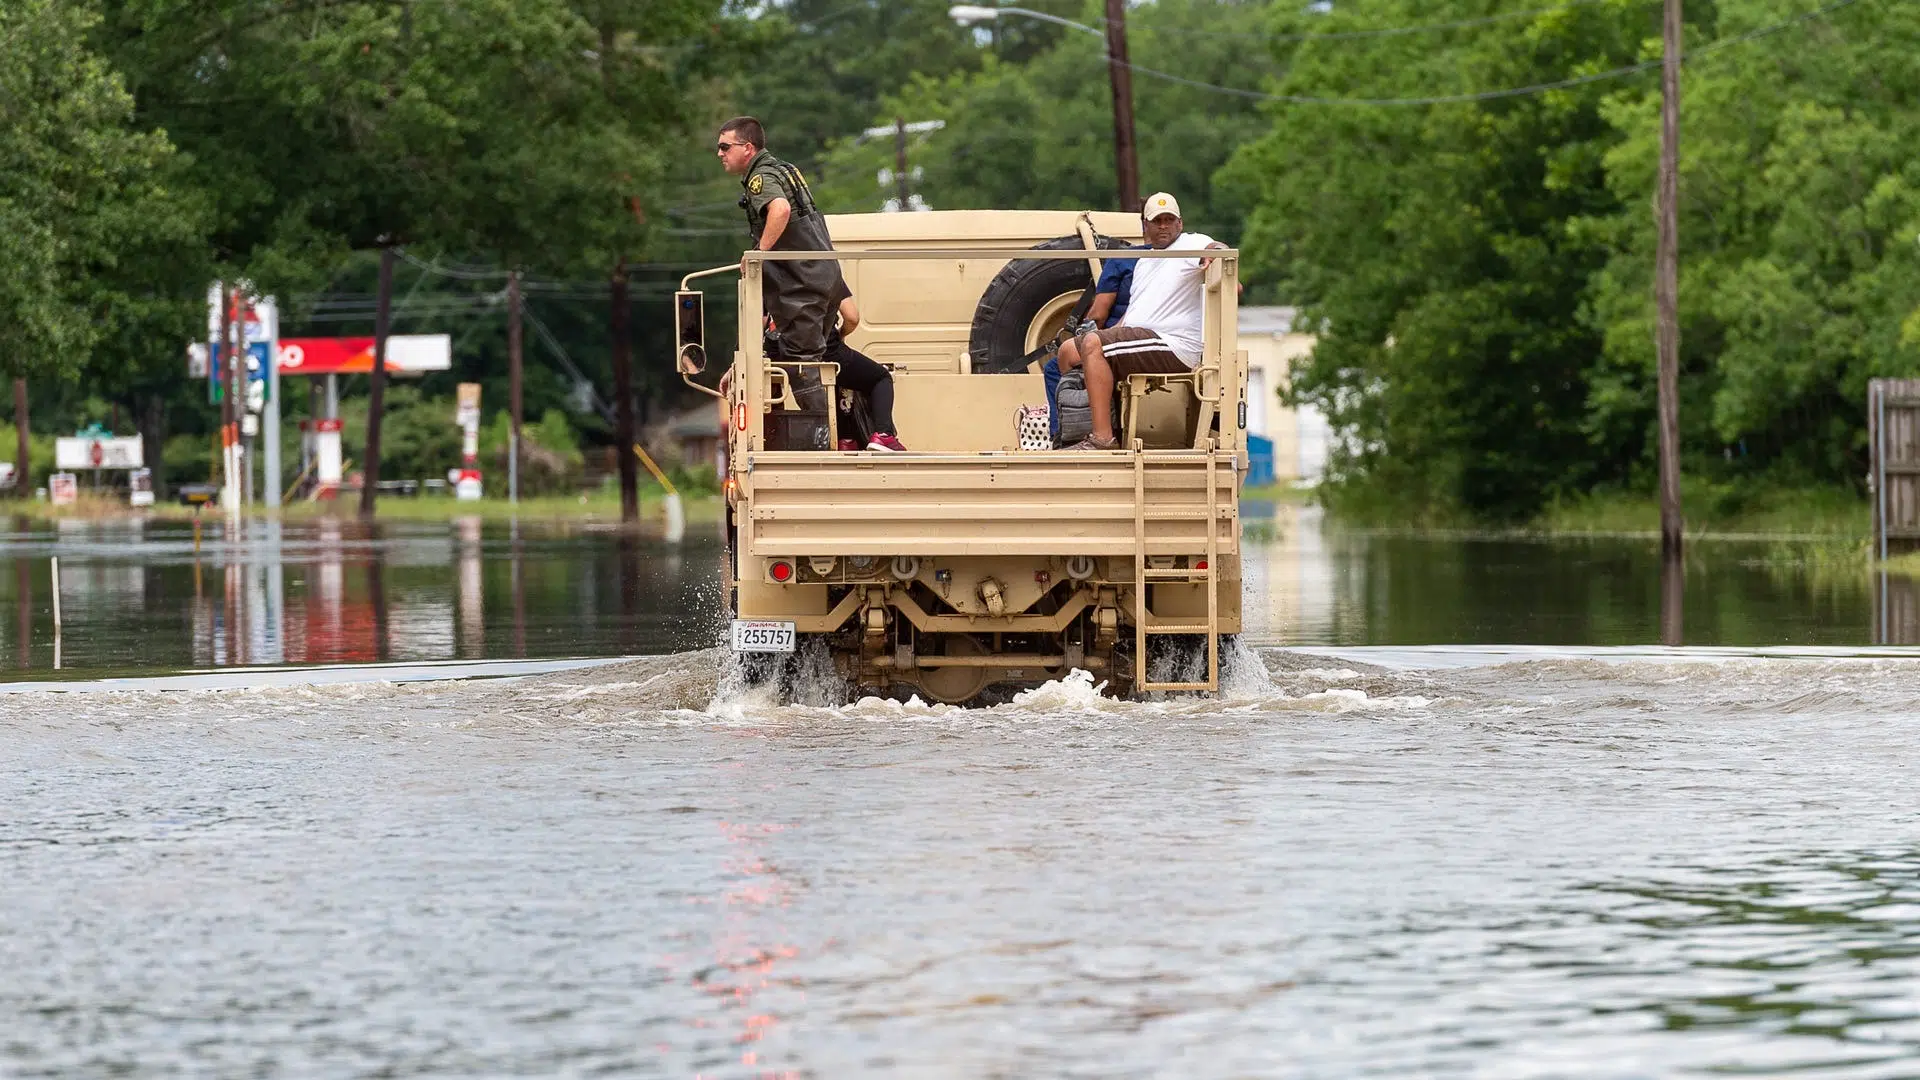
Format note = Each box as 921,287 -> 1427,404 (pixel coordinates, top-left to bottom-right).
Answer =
508,270 -> 523,505
1655,0 -> 1684,558
1878,383 -> 1888,564
264,324 -> 281,508
1103,0 -> 1141,212
218,282 -> 235,513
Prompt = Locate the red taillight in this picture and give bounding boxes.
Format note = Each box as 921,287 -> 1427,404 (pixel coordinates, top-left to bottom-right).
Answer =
769,560 -> 793,583
733,402 -> 748,431
1195,559 -> 1208,570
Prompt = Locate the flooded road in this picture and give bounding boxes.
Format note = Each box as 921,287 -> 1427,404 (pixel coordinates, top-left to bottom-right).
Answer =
5,509 -> 1920,1075
0,506 -> 1898,676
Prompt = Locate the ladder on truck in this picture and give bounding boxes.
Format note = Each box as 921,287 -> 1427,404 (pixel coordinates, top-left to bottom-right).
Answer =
1131,444 -> 1223,693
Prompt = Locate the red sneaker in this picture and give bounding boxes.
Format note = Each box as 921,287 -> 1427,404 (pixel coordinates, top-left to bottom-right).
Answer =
838,438 -> 860,451
866,433 -> 907,452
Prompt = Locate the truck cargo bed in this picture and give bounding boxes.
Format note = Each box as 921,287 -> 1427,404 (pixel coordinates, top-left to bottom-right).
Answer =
743,451 -> 1238,557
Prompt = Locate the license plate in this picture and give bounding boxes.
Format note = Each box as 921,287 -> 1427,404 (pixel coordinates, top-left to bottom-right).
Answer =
731,620 -> 796,653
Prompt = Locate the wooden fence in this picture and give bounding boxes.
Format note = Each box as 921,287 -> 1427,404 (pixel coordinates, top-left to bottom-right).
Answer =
1868,378 -> 1920,560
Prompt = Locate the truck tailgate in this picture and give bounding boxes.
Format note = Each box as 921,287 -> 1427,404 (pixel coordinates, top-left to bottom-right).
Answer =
743,451 -> 1238,557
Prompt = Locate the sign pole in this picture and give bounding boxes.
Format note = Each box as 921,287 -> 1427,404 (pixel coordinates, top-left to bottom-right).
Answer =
264,304 -> 281,509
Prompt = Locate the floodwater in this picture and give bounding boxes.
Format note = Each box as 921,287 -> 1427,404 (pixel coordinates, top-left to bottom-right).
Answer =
6,507 -> 1920,1076
0,506 -> 1900,676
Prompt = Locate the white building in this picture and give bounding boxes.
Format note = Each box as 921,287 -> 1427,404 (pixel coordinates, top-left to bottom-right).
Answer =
1238,306 -> 1328,484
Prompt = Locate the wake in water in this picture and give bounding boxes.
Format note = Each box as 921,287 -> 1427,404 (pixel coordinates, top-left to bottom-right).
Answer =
3,646 -> 1916,732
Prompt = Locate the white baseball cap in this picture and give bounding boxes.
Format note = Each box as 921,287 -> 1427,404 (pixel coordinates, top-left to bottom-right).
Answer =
1142,191 -> 1182,220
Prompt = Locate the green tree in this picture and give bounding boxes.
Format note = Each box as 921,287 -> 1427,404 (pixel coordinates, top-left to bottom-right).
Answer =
1580,0 -> 1920,488
813,0 -> 1270,234
1224,0 -> 1653,520
730,0 -> 1082,177
0,0 -> 186,380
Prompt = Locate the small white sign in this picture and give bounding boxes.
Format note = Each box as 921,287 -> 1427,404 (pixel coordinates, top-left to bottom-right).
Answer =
731,620 -> 796,653
55,436 -> 143,470
49,473 -> 78,506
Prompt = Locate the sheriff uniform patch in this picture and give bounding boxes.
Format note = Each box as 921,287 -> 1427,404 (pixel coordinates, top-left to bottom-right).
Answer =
747,174 -> 763,195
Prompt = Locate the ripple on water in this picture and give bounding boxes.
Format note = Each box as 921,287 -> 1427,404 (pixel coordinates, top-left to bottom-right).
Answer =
4,648 -> 1920,1075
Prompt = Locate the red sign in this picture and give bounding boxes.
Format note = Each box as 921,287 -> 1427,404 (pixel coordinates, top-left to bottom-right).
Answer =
276,335 -> 451,375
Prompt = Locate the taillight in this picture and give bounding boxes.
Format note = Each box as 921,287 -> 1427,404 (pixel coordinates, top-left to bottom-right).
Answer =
769,559 -> 794,583
733,402 -> 748,431
1195,559 -> 1209,570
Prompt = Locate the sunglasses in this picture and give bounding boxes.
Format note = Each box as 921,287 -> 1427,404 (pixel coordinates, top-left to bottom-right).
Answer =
716,141 -> 741,153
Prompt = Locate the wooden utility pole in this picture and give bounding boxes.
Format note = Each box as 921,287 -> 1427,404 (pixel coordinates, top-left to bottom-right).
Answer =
1655,0 -> 1684,557
893,117 -> 912,210
610,260 -> 639,523
1103,0 -> 1141,212
12,378 -> 29,496
11,378 -> 30,497
507,270 -> 523,505
359,245 -> 396,520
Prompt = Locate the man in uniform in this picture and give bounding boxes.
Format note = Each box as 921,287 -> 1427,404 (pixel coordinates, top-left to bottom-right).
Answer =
716,116 -> 841,364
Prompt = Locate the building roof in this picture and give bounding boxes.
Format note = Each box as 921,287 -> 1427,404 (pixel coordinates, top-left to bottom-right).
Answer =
1239,306 -> 1299,336
668,405 -> 723,439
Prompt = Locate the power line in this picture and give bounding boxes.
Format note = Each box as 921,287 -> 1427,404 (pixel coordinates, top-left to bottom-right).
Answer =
1110,0 -> 1865,107
1120,0 -> 1626,42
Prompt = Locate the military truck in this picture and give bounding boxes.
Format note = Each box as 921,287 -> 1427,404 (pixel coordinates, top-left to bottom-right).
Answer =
674,209 -> 1246,703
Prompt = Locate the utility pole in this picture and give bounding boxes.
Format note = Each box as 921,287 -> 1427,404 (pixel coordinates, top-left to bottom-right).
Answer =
1103,0 -> 1141,212
894,117 -> 912,211
1655,0 -> 1684,558
360,245 -> 395,520
507,270 -> 523,505
12,378 -> 29,497
610,260 -> 639,523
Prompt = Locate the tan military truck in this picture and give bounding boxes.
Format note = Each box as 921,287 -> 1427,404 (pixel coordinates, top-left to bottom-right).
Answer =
674,209 -> 1246,703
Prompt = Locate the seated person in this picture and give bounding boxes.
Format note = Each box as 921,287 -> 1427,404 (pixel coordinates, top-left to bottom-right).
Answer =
1055,191 -> 1228,451
1044,241 -> 1146,442
741,284 -> 907,452
825,285 -> 906,452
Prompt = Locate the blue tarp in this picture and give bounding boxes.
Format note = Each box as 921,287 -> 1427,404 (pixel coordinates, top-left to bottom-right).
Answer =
1245,433 -> 1275,487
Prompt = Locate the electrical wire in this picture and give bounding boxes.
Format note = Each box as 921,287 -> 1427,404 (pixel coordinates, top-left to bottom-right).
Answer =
1113,0 -> 1626,42
1106,0 -> 1867,107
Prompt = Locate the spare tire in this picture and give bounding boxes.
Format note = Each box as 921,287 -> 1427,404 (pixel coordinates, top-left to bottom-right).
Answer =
968,234 -> 1134,374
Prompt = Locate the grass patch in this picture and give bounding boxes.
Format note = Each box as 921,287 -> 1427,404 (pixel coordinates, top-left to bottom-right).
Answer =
1238,481 -> 1317,504
1535,484 -> 1868,539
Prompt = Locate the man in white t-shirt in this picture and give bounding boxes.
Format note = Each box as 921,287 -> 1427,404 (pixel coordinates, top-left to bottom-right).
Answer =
1054,191 -> 1228,450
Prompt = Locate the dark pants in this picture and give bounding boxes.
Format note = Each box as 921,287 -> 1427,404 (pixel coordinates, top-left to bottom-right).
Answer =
765,262 -> 836,364
1042,355 -> 1063,439
828,340 -> 895,434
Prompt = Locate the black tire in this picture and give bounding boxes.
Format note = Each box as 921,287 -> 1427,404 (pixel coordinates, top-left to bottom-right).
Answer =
968,234 -> 1133,374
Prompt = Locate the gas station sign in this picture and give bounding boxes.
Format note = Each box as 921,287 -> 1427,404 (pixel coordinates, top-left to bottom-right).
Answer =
277,335 -> 452,375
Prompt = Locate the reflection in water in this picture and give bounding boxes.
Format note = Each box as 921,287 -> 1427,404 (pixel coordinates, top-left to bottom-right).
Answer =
0,506 -> 1903,676
0,516 -> 727,676
1589,848 -> 1920,1055
1245,505 -> 1874,647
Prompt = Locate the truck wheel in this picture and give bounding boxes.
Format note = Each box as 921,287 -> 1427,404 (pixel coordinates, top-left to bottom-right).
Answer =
968,235 -> 1133,374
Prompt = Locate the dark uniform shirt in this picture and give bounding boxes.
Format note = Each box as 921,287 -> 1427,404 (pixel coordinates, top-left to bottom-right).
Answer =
741,149 -> 841,364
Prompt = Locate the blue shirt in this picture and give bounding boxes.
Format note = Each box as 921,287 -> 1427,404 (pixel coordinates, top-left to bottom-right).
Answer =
1095,244 -> 1150,327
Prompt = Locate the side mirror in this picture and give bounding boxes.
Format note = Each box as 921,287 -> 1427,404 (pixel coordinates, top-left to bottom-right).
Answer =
674,289 -> 706,375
